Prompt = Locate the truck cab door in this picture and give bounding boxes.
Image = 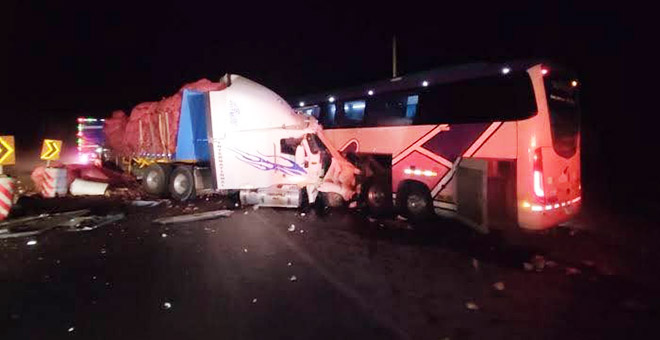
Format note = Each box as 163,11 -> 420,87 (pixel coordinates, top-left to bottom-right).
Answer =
302,134 -> 322,179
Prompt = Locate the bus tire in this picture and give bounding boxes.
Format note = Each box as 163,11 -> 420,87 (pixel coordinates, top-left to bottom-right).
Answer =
143,163 -> 171,197
365,180 -> 390,216
397,181 -> 433,221
169,166 -> 196,201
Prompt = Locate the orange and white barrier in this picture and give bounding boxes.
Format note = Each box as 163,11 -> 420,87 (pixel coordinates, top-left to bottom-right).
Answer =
0,176 -> 16,220
42,168 -> 68,198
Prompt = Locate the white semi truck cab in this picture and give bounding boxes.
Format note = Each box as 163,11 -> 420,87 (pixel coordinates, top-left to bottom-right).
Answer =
141,74 -> 359,208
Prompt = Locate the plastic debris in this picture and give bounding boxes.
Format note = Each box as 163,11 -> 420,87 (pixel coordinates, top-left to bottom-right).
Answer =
163,302 -> 172,309
288,224 -> 296,232
493,281 -> 505,291
252,298 -> 258,303
132,200 -> 163,207
289,275 -> 297,282
465,301 -> 479,310
152,210 -> 233,225
26,239 -> 37,246
68,327 -> 75,333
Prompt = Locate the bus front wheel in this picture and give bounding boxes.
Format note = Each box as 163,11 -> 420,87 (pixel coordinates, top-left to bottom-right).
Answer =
397,182 -> 433,221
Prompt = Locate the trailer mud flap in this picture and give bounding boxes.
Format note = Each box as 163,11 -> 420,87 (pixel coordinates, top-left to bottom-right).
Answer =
456,158 -> 488,234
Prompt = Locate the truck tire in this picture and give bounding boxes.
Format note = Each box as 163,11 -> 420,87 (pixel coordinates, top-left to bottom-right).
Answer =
143,163 -> 171,196
169,166 -> 196,201
397,182 -> 433,221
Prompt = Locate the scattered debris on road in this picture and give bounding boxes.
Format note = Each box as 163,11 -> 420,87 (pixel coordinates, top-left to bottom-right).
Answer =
60,213 -> 125,232
299,212 -> 306,217
252,205 -> 260,211
161,233 -> 167,238
288,224 -> 296,232
252,298 -> 258,303
289,275 -> 297,282
523,262 -> 534,271
68,327 -> 75,333
243,248 -> 248,253
299,229 -> 304,233
465,301 -> 479,310
287,262 -> 292,266
0,209 -> 90,239
493,281 -> 505,291
132,200 -> 163,207
26,239 -> 37,246
162,302 -> 172,310
152,209 -> 233,225
531,255 -> 546,271
472,258 -> 479,271
566,267 -> 582,275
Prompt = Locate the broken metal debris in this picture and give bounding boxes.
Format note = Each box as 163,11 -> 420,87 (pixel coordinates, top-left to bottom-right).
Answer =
0,210 -> 91,239
132,200 -> 164,207
152,210 -> 233,225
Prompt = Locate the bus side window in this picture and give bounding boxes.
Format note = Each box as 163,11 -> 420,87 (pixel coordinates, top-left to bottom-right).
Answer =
338,100 -> 366,127
321,103 -> 337,127
365,92 -> 415,127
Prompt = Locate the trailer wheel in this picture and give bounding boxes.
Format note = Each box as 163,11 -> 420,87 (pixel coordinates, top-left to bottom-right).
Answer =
397,182 -> 433,221
169,166 -> 196,201
143,163 -> 171,196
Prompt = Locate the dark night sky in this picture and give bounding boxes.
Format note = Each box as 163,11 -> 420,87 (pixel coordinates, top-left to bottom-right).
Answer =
0,1 -> 653,209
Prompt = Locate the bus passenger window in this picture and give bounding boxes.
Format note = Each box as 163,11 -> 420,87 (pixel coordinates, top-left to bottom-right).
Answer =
343,100 -> 366,122
365,92 -> 414,127
322,103 -> 336,127
406,95 -> 418,119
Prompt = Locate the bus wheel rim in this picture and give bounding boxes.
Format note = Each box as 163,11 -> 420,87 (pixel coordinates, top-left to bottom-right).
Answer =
407,194 -> 427,213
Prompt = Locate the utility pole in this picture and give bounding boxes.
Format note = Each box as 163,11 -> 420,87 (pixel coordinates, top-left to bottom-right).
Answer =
392,35 -> 398,78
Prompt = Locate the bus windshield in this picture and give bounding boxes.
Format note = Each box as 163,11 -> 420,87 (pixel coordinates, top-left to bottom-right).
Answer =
545,75 -> 580,158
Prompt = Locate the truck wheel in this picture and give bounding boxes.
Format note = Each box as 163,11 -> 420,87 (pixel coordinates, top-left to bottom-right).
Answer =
143,164 -> 171,196
169,166 -> 196,201
397,182 -> 433,221
365,180 -> 391,216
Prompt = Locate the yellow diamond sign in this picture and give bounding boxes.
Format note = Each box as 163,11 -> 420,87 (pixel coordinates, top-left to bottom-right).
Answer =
0,136 -> 15,165
40,139 -> 63,161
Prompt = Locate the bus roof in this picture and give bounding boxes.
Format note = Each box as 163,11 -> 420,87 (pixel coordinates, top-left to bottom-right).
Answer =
291,59 -> 557,106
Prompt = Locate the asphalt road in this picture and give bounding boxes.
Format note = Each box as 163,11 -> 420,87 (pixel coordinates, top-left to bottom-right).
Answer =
1,196 -> 659,339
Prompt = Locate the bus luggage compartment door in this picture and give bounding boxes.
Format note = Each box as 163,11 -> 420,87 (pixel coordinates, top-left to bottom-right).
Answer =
456,158 -> 488,233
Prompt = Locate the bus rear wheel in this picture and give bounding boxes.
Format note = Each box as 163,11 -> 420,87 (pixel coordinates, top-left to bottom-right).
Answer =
169,166 -> 196,201
397,182 -> 433,221
143,163 -> 171,197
